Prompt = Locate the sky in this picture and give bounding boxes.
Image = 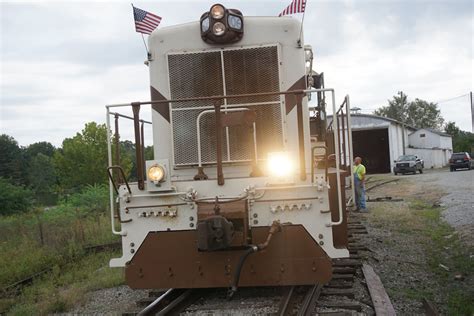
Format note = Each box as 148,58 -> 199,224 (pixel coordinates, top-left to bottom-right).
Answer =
0,0 -> 473,147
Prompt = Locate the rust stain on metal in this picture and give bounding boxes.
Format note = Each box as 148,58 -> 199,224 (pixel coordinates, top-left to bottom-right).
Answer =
125,225 -> 332,289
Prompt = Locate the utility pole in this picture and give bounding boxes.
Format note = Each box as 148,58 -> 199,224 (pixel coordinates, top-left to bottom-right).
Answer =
471,91 -> 473,133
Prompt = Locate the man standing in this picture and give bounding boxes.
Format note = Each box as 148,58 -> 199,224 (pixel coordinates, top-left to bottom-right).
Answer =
353,157 -> 367,212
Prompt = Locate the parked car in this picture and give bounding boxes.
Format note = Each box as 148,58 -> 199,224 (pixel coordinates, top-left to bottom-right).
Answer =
449,152 -> 474,171
393,155 -> 424,175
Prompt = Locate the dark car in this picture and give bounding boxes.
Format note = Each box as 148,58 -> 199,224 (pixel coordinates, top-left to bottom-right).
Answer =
449,152 -> 473,171
393,155 -> 424,175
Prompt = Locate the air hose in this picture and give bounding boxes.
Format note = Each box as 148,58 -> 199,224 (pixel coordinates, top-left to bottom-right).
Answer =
227,221 -> 281,299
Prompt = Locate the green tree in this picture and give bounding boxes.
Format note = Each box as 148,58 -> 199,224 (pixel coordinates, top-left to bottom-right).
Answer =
54,122 -> 132,191
374,92 -> 445,129
54,122 -> 110,191
445,121 -> 460,137
0,177 -> 33,215
25,141 -> 55,159
374,91 -> 409,123
406,99 -> 444,129
28,153 -> 57,205
444,121 -> 474,153
0,134 -> 26,185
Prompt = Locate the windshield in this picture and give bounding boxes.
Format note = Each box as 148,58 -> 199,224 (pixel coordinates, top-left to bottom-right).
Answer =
451,153 -> 466,159
397,155 -> 416,161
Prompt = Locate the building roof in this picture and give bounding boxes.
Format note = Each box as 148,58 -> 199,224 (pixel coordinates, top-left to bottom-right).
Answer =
418,128 -> 451,137
348,113 -> 417,130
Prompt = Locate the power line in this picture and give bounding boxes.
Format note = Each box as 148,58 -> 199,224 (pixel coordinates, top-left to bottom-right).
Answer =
434,93 -> 469,104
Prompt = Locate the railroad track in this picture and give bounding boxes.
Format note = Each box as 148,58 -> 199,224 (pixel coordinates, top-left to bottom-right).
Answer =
129,212 -> 395,315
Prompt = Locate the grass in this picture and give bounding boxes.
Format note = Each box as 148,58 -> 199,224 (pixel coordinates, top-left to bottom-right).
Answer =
2,251 -> 124,315
368,195 -> 473,315
0,185 -> 123,314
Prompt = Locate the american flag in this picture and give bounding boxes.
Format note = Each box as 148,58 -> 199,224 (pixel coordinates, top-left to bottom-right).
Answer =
279,0 -> 306,17
133,6 -> 162,35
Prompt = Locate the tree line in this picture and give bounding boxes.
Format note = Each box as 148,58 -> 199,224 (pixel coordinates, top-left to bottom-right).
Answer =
373,91 -> 473,153
0,122 -> 152,215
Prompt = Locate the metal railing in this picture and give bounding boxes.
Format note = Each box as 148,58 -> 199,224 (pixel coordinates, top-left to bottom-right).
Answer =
105,88 -> 346,234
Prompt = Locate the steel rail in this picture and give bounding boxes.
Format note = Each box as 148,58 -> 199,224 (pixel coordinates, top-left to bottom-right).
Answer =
137,288 -> 174,316
298,284 -> 323,316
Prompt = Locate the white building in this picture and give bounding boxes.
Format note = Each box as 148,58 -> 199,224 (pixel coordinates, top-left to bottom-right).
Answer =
340,114 -> 453,173
406,128 -> 453,168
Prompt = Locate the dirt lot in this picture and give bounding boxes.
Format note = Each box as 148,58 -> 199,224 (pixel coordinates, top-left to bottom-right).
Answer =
358,167 -> 474,315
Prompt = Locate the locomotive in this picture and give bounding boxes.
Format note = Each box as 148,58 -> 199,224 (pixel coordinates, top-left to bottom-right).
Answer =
106,4 -> 354,295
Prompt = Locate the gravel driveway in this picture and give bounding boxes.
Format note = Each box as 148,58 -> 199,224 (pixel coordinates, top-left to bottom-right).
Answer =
411,167 -> 474,242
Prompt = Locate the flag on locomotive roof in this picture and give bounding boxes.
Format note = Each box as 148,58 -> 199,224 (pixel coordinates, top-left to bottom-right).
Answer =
133,6 -> 162,35
278,0 -> 306,17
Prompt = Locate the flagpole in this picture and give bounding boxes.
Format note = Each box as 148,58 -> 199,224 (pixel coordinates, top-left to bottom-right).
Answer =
141,33 -> 149,54
297,3 -> 306,47
132,3 -> 150,55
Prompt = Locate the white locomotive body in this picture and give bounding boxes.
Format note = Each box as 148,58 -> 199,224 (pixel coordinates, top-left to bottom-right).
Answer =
107,5 -> 351,290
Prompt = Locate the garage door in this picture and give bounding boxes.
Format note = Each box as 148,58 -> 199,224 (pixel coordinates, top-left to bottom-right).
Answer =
352,128 -> 391,174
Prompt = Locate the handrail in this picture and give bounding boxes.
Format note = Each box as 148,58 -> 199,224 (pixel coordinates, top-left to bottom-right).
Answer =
196,107 -> 255,168
105,88 -> 345,228
109,112 -> 152,124
106,166 -> 132,195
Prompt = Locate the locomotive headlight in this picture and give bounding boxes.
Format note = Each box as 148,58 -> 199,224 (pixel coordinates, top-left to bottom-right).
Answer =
228,14 -> 242,30
201,4 -> 243,44
212,22 -> 226,36
147,164 -> 165,183
201,17 -> 210,32
210,4 -> 225,19
267,152 -> 293,178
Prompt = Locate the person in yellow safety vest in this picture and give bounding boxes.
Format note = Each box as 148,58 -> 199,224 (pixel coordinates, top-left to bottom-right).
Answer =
353,157 -> 368,212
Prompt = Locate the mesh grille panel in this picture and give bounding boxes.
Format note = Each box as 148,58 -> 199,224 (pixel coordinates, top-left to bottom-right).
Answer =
169,46 -> 283,166
223,47 -> 280,105
168,52 -> 223,109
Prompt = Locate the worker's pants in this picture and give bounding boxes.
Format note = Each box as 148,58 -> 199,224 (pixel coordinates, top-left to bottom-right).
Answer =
354,177 -> 366,210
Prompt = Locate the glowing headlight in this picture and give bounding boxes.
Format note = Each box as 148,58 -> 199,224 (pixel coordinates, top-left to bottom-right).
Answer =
228,14 -> 242,30
267,152 -> 293,178
210,4 -> 225,19
148,164 -> 165,183
212,22 -> 226,36
201,17 -> 210,32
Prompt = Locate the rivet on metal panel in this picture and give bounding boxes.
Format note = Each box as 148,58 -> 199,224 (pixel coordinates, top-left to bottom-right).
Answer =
318,234 -> 323,239
189,216 -> 194,221
130,248 -> 135,254
312,266 -> 317,272
253,220 -> 258,225
130,242 -> 135,247
189,223 -> 194,228
319,241 -> 324,245
253,213 -> 258,218
280,264 -> 285,273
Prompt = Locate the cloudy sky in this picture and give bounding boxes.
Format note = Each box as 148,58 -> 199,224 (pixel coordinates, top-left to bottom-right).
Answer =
1,0 -> 473,146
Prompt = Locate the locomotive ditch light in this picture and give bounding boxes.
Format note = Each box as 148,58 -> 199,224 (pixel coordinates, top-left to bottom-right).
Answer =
200,4 -> 244,44
267,152 -> 294,180
147,164 -> 165,184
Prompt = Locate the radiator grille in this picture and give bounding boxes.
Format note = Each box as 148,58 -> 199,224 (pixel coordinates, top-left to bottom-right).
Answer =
168,46 -> 283,166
